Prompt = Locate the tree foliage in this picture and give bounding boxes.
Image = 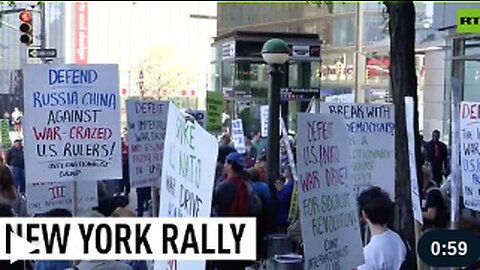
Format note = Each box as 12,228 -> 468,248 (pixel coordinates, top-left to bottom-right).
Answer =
137,47 -> 196,99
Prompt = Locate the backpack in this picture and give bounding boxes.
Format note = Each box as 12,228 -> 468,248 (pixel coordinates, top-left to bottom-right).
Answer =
399,234 -> 415,270
246,181 -> 262,217
425,186 -> 449,228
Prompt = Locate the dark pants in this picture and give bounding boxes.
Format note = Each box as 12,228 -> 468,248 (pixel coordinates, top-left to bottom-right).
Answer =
216,261 -> 251,270
122,163 -> 131,195
11,166 -> 25,194
136,187 -> 151,217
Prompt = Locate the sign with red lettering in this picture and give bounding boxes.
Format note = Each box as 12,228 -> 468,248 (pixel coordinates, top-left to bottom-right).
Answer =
74,2 -> 88,64
26,181 -> 97,216
296,113 -> 364,270
23,64 -> 122,183
126,100 -> 169,188
460,102 -> 480,211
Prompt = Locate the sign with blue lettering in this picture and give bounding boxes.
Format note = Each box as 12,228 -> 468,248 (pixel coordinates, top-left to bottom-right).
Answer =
23,64 -> 122,183
126,100 -> 169,188
231,119 -> 246,154
189,110 -> 206,129
321,103 -> 395,197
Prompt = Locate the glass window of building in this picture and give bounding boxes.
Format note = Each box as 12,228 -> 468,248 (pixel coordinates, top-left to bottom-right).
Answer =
332,17 -> 355,47
321,53 -> 355,83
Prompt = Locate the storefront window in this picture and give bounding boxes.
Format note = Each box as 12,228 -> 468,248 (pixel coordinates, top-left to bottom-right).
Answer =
464,44 -> 480,102
332,17 -> 355,47
221,61 -> 235,91
321,52 -> 355,83
365,52 -> 389,85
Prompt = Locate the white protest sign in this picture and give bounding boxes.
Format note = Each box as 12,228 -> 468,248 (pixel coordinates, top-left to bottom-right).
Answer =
190,110 -> 207,129
155,104 -> 219,270
321,103 -> 395,197
231,119 -> 246,154
296,113 -> 364,270
460,102 -> 480,211
126,100 -> 169,188
26,181 -> 97,216
23,64 -> 122,183
325,93 -> 355,103
260,105 -> 269,137
405,97 -> 423,224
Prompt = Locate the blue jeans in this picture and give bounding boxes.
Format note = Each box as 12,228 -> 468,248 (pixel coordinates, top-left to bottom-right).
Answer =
11,166 -> 25,194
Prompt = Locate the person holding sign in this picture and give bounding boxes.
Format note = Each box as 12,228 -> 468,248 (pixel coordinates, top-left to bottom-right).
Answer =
354,187 -> 408,270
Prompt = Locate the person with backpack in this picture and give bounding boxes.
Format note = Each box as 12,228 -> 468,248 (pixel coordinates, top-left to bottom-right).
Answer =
421,162 -> 448,230
353,187 -> 407,270
212,152 -> 255,270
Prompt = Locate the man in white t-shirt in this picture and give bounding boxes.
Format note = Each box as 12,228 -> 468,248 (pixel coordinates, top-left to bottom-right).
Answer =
354,187 -> 407,270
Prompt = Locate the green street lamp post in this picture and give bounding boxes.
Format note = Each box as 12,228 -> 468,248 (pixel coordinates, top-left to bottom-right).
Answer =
261,38 -> 289,184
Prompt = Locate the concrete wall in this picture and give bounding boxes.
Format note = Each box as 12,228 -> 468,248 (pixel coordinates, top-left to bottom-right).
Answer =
423,49 -> 446,141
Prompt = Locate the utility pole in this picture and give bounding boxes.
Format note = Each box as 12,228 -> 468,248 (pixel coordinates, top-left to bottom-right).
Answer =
39,2 -> 47,64
354,2 -> 364,103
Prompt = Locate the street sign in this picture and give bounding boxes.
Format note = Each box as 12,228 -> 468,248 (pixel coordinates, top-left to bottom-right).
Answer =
28,48 -> 57,58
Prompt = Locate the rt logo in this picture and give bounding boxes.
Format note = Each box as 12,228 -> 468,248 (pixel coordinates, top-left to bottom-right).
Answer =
457,9 -> 480,33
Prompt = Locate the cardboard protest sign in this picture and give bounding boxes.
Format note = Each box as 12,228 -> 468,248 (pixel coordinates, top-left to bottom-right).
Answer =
155,104 -> 219,270
231,119 -> 246,154
405,97 -> 423,223
23,64 -> 122,183
206,91 -> 223,134
26,181 -> 97,216
460,101 -> 480,211
321,103 -> 395,197
189,110 -> 207,129
296,113 -> 364,270
126,100 -> 169,188
260,105 -> 269,137
1,119 -> 10,149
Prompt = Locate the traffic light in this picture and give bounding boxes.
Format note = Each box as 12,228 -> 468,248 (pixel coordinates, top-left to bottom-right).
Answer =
19,11 -> 33,45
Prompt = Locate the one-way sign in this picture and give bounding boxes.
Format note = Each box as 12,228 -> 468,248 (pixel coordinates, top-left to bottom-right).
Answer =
28,48 -> 57,58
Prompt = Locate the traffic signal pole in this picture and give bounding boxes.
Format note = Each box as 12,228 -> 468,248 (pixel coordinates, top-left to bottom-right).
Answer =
39,2 -> 47,64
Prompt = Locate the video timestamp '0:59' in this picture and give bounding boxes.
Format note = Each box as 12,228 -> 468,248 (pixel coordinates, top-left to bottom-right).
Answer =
418,229 -> 480,268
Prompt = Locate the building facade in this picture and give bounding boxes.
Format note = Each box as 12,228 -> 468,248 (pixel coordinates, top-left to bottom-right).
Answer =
215,2 -> 437,132
1,1 -> 217,126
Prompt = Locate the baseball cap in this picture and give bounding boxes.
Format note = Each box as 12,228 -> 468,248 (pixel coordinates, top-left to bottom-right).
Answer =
226,152 -> 246,169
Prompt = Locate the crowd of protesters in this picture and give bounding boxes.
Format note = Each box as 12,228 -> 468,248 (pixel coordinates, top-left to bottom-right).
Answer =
0,125 -> 457,270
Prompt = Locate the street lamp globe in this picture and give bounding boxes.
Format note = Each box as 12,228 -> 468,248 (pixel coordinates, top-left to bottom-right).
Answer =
261,38 -> 290,65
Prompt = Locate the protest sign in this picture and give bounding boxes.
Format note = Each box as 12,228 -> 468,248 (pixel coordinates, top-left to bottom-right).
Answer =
231,119 -> 246,154
325,93 -> 355,103
260,105 -> 269,137
460,101 -> 480,211
405,97 -> 423,223
126,100 -> 169,188
23,64 -> 122,183
206,91 -> 223,133
26,181 -> 97,216
189,110 -> 207,129
321,103 -> 395,197
296,113 -> 364,270
155,104 -> 219,270
1,119 -> 10,148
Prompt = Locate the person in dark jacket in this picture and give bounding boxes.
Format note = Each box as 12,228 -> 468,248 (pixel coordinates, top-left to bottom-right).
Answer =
217,134 -> 236,164
6,139 -> 25,194
424,130 -> 449,185
213,152 -> 252,270
275,167 -> 295,232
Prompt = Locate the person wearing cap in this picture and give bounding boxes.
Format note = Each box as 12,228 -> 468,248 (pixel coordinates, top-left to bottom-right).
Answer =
6,138 -> 25,194
213,152 -> 252,270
